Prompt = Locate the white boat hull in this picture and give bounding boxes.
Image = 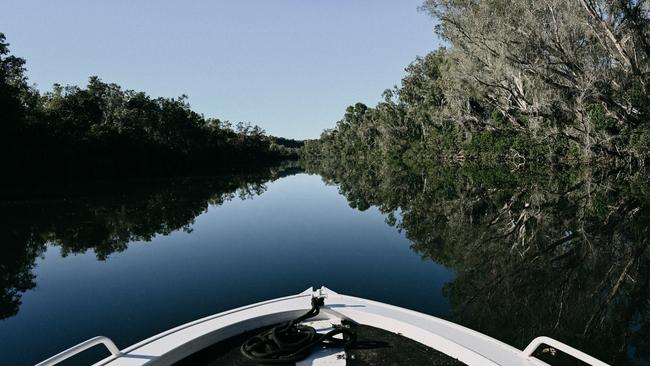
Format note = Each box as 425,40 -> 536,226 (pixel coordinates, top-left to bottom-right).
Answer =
37,287 -> 609,366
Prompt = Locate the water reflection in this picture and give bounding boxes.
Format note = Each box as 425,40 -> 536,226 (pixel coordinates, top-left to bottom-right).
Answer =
306,160 -> 650,365
0,164 -> 300,320
2,168 -> 453,366
2,161 -> 648,365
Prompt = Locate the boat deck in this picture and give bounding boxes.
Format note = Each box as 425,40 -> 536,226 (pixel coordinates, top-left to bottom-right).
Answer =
173,323 -> 467,366
40,287 -> 604,366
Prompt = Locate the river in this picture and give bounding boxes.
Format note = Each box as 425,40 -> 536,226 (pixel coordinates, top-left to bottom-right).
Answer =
1,164 -> 648,365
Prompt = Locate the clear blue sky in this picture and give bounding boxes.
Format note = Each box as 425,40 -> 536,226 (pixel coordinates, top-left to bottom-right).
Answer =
1,0 -> 438,139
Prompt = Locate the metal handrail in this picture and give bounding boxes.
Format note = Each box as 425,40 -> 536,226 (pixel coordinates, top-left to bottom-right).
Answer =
523,336 -> 610,366
35,336 -> 121,366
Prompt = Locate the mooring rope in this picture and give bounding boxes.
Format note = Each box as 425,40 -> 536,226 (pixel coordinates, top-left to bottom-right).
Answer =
240,296 -> 356,364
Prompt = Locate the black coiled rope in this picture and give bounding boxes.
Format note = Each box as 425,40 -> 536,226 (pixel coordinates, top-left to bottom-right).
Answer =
240,297 -> 356,364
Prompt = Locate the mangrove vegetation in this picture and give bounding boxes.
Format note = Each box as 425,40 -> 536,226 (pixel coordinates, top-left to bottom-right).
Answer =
298,1 -> 650,363
0,32 -> 300,183
302,0 -> 650,165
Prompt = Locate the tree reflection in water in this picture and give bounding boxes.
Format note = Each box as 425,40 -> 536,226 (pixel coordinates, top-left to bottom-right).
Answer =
306,159 -> 650,365
2,159 -> 648,364
0,164 -> 300,320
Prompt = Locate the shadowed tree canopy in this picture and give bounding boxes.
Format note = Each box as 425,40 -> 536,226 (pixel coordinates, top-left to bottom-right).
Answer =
0,32 -> 299,183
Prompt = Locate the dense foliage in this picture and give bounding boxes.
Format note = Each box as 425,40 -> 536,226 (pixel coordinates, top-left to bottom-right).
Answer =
302,0 -> 649,165
299,2 -> 650,363
0,33 -> 298,182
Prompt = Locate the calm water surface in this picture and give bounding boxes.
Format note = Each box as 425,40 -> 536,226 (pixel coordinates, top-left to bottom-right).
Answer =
2,166 -> 649,366
0,172 -> 453,366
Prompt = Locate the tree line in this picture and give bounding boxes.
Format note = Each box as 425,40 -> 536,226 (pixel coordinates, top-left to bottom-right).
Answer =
0,33 -> 301,183
302,0 -> 649,166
